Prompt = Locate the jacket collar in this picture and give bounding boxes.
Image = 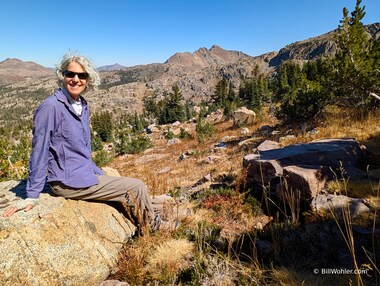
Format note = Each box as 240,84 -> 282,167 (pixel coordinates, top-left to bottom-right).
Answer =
54,88 -> 88,119
55,88 -> 88,107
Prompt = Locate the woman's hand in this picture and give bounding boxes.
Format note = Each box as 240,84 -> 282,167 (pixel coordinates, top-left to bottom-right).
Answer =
3,205 -> 34,217
2,198 -> 38,217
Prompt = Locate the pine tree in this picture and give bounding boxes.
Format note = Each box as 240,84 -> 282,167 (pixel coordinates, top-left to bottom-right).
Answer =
333,0 -> 380,108
211,78 -> 229,109
185,100 -> 195,120
91,111 -> 113,142
158,84 -> 186,124
238,69 -> 268,115
225,81 -> 234,102
144,96 -> 160,119
132,112 -> 144,133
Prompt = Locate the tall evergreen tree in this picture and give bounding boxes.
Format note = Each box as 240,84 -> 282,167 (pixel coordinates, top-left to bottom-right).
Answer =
211,78 -> 229,109
238,67 -> 269,114
144,96 -> 160,119
273,59 -> 334,123
158,84 -> 186,124
227,81 -> 237,103
333,0 -> 380,108
131,112 -> 145,133
185,100 -> 195,120
91,111 -> 113,142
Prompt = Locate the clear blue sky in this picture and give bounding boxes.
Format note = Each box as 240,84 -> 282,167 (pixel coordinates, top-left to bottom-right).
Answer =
0,0 -> 379,68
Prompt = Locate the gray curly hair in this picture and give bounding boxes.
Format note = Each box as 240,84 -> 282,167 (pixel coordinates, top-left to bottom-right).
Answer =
55,52 -> 100,91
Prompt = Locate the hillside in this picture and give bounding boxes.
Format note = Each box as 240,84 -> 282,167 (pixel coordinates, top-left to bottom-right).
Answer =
0,23 -> 378,127
0,58 -> 53,86
269,22 -> 380,66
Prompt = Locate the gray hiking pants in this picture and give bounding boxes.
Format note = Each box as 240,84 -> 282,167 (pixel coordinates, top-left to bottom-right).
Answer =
50,175 -> 156,228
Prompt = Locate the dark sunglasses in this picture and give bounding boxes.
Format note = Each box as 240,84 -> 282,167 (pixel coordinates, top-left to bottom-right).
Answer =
62,70 -> 89,80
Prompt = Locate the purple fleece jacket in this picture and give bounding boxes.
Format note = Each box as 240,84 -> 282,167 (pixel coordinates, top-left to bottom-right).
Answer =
26,88 -> 103,198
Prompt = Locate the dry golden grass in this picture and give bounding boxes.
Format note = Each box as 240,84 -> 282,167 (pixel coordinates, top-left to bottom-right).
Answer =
185,208 -> 214,226
109,105 -> 278,197
111,233 -> 188,284
110,119 -> 267,195
111,235 -> 153,284
320,107 -> 380,141
277,107 -> 380,146
327,179 -> 380,198
145,238 -> 194,281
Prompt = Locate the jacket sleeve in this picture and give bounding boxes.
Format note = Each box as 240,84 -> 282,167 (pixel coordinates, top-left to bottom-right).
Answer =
92,163 -> 104,175
26,101 -> 56,198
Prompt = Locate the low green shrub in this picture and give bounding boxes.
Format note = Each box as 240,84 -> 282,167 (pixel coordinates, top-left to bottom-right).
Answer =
116,133 -> 152,154
196,121 -> 215,144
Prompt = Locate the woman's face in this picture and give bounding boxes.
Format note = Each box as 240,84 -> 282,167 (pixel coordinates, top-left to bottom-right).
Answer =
63,61 -> 88,100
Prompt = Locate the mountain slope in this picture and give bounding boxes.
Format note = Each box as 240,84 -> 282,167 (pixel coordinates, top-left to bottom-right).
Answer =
0,58 -> 53,86
269,22 -> 380,66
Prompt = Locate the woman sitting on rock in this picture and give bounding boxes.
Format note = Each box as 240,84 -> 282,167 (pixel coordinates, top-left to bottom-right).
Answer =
3,52 -> 162,233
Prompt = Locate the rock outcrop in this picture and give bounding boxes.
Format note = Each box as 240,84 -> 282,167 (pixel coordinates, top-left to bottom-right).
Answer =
276,165 -> 328,201
243,138 -> 369,217
232,107 -> 256,126
0,180 -> 135,286
244,138 -> 365,190
311,194 -> 370,219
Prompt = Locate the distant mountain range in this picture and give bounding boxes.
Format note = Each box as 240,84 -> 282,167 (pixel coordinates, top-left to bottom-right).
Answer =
0,22 -> 378,125
97,63 -> 126,72
1,22 -> 379,86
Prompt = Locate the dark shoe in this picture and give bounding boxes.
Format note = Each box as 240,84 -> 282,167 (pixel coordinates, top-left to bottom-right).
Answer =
150,213 -> 162,232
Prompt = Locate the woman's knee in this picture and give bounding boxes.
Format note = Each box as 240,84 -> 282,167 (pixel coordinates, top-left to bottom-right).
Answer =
123,177 -> 148,194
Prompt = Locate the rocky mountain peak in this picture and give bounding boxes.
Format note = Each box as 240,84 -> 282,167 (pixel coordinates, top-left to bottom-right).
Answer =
165,45 -> 250,69
0,58 -> 53,86
209,44 -> 222,51
0,58 -> 25,67
367,22 -> 380,40
209,44 -> 233,57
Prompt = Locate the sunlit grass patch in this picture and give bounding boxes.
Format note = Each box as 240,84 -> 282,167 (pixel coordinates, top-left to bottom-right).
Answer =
146,238 -> 194,283
326,179 -> 380,198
